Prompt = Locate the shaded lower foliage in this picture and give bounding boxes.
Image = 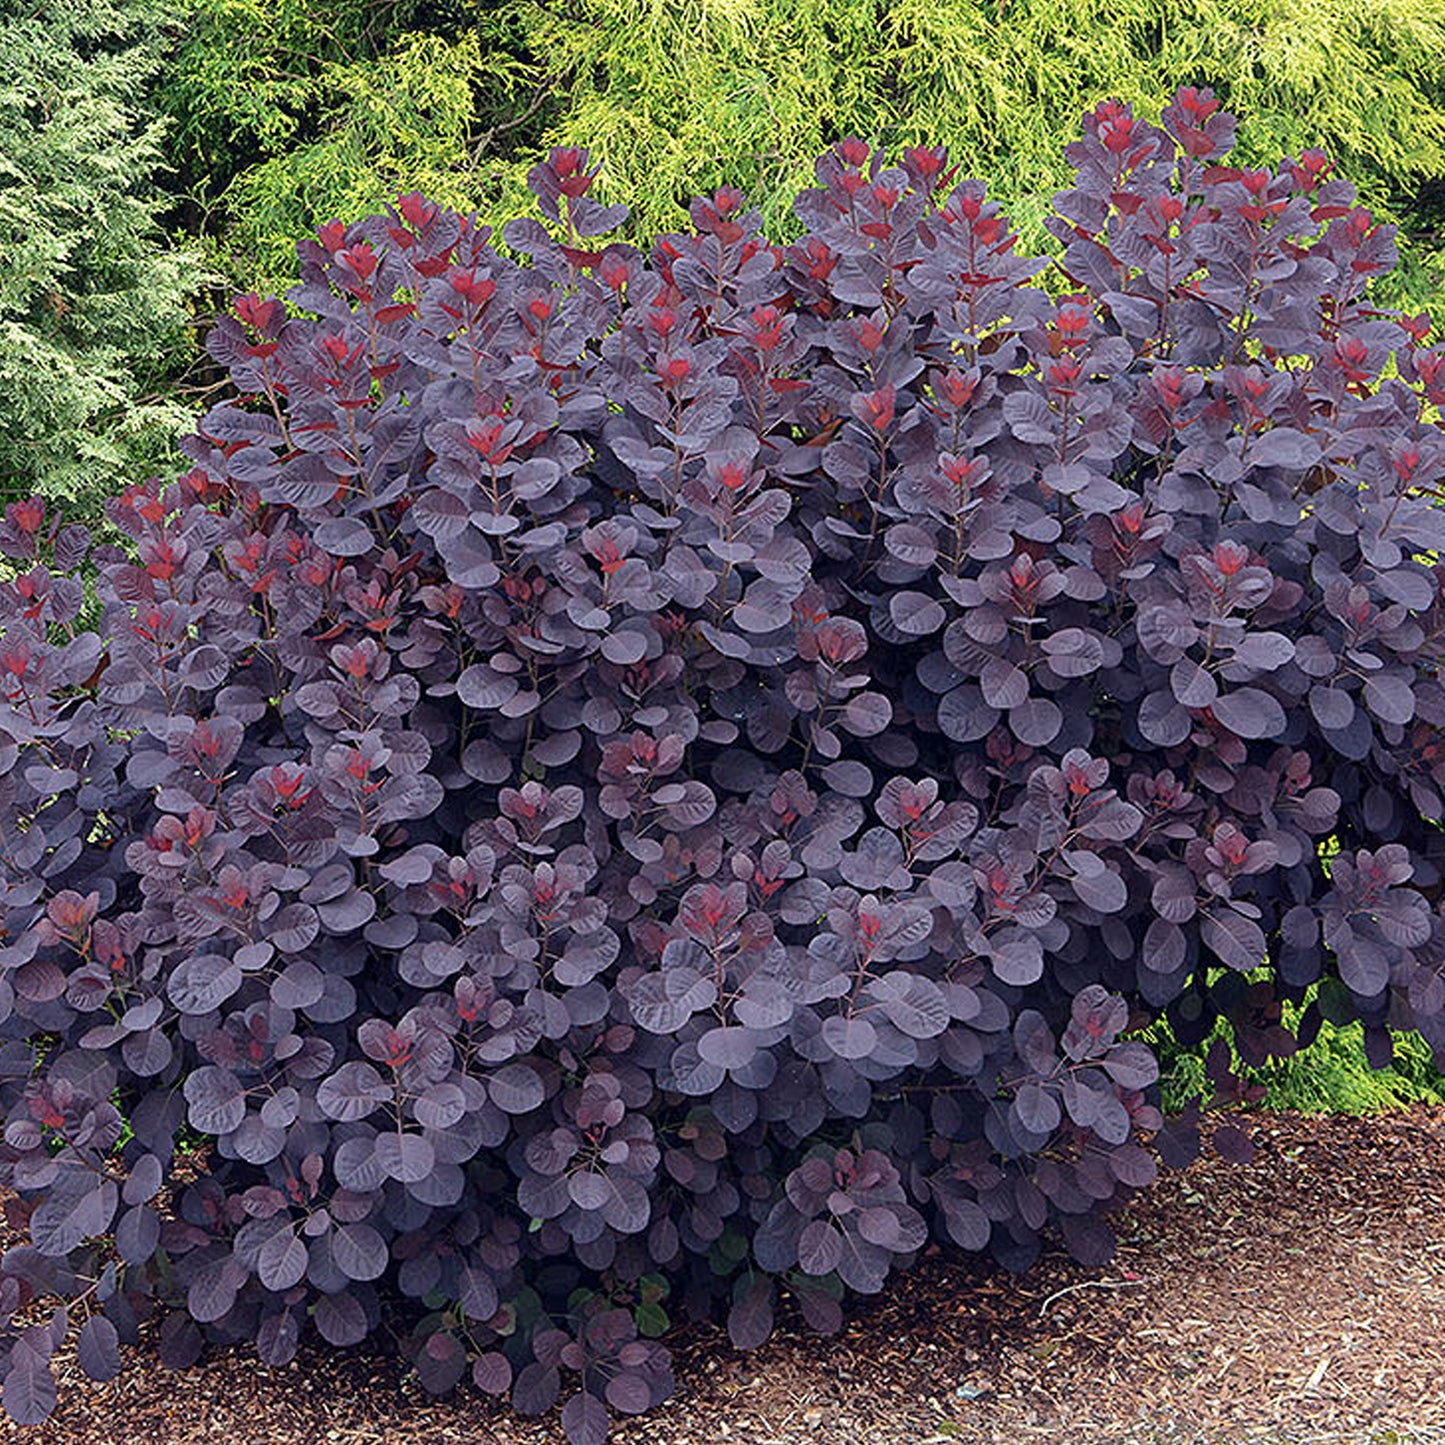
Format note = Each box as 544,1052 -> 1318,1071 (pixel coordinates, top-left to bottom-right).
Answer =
1,88 -> 1444,1444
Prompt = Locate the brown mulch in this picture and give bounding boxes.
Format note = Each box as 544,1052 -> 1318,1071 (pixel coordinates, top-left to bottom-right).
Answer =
10,1109 -> 1445,1445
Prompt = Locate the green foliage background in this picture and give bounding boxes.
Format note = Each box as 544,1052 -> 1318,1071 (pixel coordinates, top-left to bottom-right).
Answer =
0,0 -> 206,511
1142,993 -> 1445,1117
157,0 -> 1445,307
156,0 -> 532,290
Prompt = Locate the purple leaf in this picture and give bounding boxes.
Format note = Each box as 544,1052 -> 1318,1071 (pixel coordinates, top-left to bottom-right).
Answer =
561,1391 -> 610,1445
870,972 -> 949,1039
1364,672 -> 1415,725
488,1063 -> 546,1114
76,1317 -> 121,1382
797,1219 -> 843,1275
457,665 -> 521,710
981,658 -> 1029,710
1210,686 -> 1285,740
30,1173 -> 118,1256
473,1352 -> 513,1395
1009,697 -> 1062,746
255,1228 -> 308,1290
1068,856 -> 1127,914
374,1132 -> 435,1184
1201,909 -> 1266,971
1170,657 -> 1217,709
1250,427 -> 1320,470
257,1312 -> 301,1368
122,1154 -> 163,1207
168,955 -> 242,1015
889,591 -> 946,636
317,1061 -> 388,1122
3,1343 -> 57,1425
697,1026 -> 759,1070
990,931 -> 1044,986
331,1223 -> 388,1282
1103,1042 -> 1159,1090
727,1279 -> 775,1350
821,1015 -> 878,1060
314,1291 -> 369,1347
115,1205 -> 160,1265
1013,1083 -> 1060,1135
313,518 -> 374,556
1212,1124 -> 1256,1164
513,1362 -> 562,1417
605,1370 -> 654,1415
843,692 -> 892,737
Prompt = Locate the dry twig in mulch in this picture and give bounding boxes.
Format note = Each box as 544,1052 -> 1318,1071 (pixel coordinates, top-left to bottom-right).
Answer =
9,1109 -> 1445,1445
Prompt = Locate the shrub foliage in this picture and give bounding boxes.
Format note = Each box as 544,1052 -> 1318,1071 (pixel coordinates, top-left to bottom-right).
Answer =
2,90 -> 1445,1438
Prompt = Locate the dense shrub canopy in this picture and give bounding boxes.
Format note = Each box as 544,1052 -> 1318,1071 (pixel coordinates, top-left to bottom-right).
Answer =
2,89 -> 1445,1441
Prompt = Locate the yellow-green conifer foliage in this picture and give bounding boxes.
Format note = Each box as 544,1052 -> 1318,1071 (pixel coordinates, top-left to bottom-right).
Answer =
165,0 -> 1444,310
501,0 -> 1445,308
158,0 -> 536,288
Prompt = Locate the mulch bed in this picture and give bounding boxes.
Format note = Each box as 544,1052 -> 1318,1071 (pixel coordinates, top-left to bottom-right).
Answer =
14,1108 -> 1445,1445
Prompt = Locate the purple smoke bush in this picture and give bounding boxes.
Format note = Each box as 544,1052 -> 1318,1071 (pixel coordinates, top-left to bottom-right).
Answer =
1,89 -> 1444,1440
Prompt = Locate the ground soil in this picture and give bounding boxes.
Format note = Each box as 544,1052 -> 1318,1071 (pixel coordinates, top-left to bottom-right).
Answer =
10,1109 -> 1445,1445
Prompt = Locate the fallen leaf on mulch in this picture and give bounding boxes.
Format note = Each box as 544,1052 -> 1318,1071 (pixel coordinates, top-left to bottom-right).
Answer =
10,1109 -> 1445,1445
